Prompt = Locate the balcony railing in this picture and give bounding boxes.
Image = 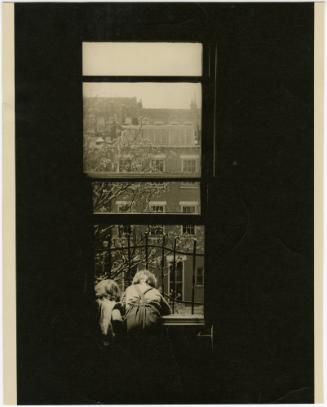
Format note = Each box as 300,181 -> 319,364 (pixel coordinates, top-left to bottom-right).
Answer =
96,232 -> 204,315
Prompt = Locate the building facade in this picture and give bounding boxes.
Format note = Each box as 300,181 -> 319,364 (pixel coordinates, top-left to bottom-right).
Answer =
86,97 -> 204,314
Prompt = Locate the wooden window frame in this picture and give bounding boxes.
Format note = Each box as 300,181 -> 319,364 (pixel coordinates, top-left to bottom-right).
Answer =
83,42 -> 218,324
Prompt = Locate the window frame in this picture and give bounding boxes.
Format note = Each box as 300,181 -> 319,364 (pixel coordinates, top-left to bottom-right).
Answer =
83,42 -> 216,321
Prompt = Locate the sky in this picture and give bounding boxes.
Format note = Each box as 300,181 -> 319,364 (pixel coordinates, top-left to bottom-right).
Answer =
83,82 -> 202,109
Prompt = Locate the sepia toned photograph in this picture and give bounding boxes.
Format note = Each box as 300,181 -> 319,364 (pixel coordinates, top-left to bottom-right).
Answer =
3,2 -> 322,405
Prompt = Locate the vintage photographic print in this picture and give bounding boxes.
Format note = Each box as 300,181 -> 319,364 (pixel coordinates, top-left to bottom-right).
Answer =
3,2 -> 323,405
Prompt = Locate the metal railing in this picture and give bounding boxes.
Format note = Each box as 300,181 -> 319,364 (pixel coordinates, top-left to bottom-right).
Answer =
96,232 -> 204,314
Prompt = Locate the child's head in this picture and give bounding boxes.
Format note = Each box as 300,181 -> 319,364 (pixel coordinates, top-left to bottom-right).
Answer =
95,279 -> 121,301
132,270 -> 157,288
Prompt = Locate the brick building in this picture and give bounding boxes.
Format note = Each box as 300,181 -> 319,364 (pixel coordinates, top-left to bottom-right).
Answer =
86,97 -> 204,313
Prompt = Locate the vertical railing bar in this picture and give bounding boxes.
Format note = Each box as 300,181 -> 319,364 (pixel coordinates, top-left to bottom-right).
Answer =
102,250 -> 106,275
172,237 -> 177,314
191,239 -> 197,314
161,233 -> 166,295
108,232 -> 112,279
127,232 -> 131,287
101,236 -> 108,277
145,231 -> 149,269
122,245 -> 125,290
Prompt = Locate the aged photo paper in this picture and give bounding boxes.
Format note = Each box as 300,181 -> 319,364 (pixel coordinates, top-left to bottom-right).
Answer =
3,3 -> 16,404
2,2 -> 324,404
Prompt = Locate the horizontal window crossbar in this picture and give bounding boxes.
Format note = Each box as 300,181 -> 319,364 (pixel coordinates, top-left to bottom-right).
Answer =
161,315 -> 205,326
163,295 -> 204,305
83,76 -> 205,83
87,175 -> 202,183
99,243 -> 204,257
93,214 -> 204,225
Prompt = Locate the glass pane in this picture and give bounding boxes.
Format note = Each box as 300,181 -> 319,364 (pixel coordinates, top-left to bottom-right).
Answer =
83,82 -> 201,177
92,182 -> 200,214
94,224 -> 205,315
83,42 -> 202,76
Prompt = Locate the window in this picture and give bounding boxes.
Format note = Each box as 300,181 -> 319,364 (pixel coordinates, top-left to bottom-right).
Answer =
151,159 -> 165,173
181,203 -> 197,235
196,267 -> 204,286
83,42 -> 202,76
149,201 -> 166,213
183,207 -> 195,214
83,42 -> 206,317
182,225 -> 195,235
151,205 -> 165,213
84,83 -> 201,177
182,158 -> 197,173
181,201 -> 198,214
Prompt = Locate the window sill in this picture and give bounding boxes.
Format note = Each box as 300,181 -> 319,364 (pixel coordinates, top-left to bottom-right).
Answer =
162,314 -> 205,326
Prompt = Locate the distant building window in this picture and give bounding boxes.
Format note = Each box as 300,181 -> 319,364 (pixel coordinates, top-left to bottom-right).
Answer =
182,225 -> 195,235
152,205 -> 164,213
182,206 -> 196,214
180,201 -> 198,214
149,202 -> 166,213
196,267 -> 204,286
151,159 -> 165,172
182,159 -> 196,173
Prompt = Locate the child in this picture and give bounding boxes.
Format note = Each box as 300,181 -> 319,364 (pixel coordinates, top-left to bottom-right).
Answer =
95,279 -> 124,346
122,270 -> 171,336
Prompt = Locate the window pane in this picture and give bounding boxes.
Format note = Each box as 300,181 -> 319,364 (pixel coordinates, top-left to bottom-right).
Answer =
92,181 -> 200,214
83,42 -> 202,76
83,82 -> 201,177
196,267 -> 204,286
94,224 -> 205,315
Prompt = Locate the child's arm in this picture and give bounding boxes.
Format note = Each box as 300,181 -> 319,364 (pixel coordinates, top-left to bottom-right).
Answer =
99,301 -> 114,336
